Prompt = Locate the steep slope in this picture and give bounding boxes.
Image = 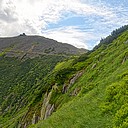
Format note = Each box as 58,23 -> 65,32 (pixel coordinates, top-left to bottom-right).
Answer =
0,35 -> 87,128
29,29 -> 128,127
0,55 -> 67,128
0,35 -> 86,59
0,27 -> 128,128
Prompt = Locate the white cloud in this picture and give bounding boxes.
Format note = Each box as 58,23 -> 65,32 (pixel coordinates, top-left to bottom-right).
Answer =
0,0 -> 18,23
0,0 -> 128,49
0,0 -> 115,36
42,26 -> 99,49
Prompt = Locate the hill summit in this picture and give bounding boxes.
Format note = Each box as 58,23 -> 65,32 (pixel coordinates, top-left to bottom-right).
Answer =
0,35 -> 87,59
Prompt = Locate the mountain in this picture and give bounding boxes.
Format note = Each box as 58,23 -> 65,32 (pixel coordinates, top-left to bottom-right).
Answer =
0,27 -> 128,128
0,35 -> 87,128
0,34 -> 87,59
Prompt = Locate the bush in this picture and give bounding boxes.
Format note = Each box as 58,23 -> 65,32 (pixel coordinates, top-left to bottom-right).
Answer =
114,104 -> 128,128
54,68 -> 76,85
101,72 -> 128,128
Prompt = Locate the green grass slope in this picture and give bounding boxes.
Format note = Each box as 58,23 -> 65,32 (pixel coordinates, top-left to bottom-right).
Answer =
0,54 -> 67,128
30,30 -> 128,128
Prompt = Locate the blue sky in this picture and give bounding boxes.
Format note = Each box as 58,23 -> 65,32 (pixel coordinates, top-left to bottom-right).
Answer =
0,0 -> 128,49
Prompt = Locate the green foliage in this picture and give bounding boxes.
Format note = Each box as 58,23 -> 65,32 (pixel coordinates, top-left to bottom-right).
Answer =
0,54 -> 66,127
54,67 -> 76,85
73,53 -> 88,64
114,104 -> 128,128
1,26 -> 128,128
54,59 -> 74,71
101,72 -> 128,128
30,27 -> 128,128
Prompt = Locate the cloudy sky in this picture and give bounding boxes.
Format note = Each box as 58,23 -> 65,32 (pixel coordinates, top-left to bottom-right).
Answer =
0,0 -> 128,49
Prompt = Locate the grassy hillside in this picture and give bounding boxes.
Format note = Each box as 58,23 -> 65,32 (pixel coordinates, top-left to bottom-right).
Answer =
0,54 -> 68,128
29,30 -> 128,128
0,27 -> 128,128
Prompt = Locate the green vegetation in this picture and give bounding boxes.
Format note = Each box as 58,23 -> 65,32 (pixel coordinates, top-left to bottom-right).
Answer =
0,54 -> 66,127
101,72 -> 128,128
29,28 -> 128,128
94,24 -> 128,50
0,26 -> 128,128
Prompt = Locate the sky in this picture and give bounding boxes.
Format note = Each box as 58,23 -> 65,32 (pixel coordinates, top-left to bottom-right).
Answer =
0,0 -> 128,50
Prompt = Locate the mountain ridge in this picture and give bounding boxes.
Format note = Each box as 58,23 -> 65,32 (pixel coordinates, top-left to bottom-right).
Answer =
0,35 -> 87,59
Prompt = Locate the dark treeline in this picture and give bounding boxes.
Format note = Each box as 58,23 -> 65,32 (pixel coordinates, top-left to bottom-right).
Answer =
93,25 -> 128,50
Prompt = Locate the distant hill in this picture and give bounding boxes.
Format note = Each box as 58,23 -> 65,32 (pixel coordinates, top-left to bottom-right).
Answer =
0,35 -> 87,59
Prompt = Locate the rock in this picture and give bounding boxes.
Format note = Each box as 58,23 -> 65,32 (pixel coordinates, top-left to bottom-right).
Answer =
32,113 -> 40,124
52,83 -> 59,91
62,71 -> 84,94
44,104 -> 54,119
44,104 -> 51,119
92,63 -> 97,69
40,92 -> 48,120
17,123 -> 21,128
23,123 -> 27,128
62,84 -> 68,94
48,104 -> 54,116
122,56 -> 128,64
32,113 -> 36,124
124,40 -> 128,44
122,52 -> 128,64
67,71 -> 84,90
40,91 -> 54,120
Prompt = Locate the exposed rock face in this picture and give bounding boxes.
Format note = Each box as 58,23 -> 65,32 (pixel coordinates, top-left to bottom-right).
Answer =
37,71 -> 84,124
62,84 -> 68,94
23,123 -> 27,128
32,113 -> 40,124
122,52 -> 128,64
122,56 -> 128,64
62,71 -> 84,94
68,71 -> 84,90
92,63 -> 97,69
44,104 -> 54,119
40,91 -> 54,120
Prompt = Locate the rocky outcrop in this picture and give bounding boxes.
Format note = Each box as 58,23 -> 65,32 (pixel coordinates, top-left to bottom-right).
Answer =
44,104 -> 54,119
122,56 -> 128,64
40,91 -> 54,120
68,71 -> 84,89
62,83 -> 68,94
70,87 -> 81,96
92,63 -> 97,69
62,71 -> 84,94
122,52 -> 128,64
32,113 -> 40,124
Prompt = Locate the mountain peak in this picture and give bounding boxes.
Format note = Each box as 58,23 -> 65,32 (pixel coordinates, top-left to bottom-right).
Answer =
0,35 -> 87,59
